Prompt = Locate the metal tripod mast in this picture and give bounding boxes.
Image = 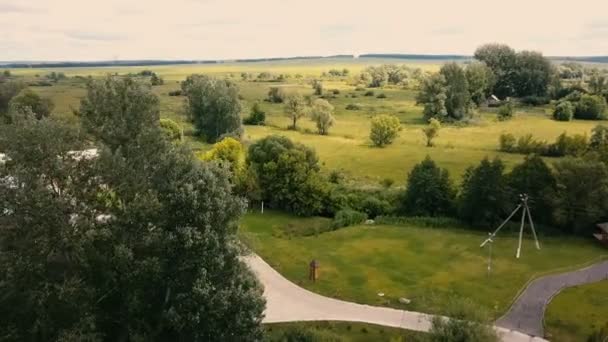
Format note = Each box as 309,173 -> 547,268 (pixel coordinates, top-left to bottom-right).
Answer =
480,194 -> 541,261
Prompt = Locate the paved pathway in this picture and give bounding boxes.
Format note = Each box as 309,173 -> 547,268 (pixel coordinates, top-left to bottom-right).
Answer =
496,260 -> 608,337
243,254 -> 547,342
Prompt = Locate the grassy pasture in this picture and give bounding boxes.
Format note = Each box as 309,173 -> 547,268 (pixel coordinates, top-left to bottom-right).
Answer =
240,211 -> 606,320
544,280 -> 608,341
264,321 -> 423,341
10,57 -> 605,186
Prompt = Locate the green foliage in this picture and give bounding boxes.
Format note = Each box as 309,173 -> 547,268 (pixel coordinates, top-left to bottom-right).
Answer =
312,79 -> 323,95
369,114 -> 401,147
474,43 -> 517,98
466,62 -> 495,106
498,133 -> 516,152
552,157 -> 608,234
159,118 -> 182,141
80,76 -> 160,152
200,137 -> 246,176
283,93 -> 308,130
362,66 -> 388,88
345,103 -> 362,110
332,209 -> 367,229
401,156 -> 456,217
440,63 -> 471,120
247,135 -> 328,216
428,298 -> 499,342
422,118 -> 441,147
0,80 -> 26,115
514,50 -> 553,97
553,101 -> 574,121
244,102 -> 266,125
0,85 -> 264,340
416,74 -> 447,121
497,101 -> 514,121
588,71 -> 607,95
507,155 -> 556,225
310,99 -> 335,135
364,90 -> 375,96
459,158 -> 509,227
587,324 -> 608,342
574,94 -> 607,120
376,93 -> 387,99
549,132 -> 588,157
267,87 -> 287,103
181,74 -> 243,142
6,88 -> 54,122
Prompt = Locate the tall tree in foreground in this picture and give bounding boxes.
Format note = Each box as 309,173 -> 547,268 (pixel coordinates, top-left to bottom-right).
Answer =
459,157 -> 509,227
0,76 -> 265,341
181,75 -> 243,142
400,156 -> 456,217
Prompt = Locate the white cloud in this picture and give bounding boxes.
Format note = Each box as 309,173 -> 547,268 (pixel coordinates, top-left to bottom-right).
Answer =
0,0 -> 607,61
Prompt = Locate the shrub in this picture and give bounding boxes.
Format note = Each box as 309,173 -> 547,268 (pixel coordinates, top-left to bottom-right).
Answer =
380,178 -> 394,188
497,101 -> 514,121
547,132 -> 588,157
422,118 -> 441,147
376,93 -> 387,99
364,90 -> 375,96
498,133 -> 516,152
520,95 -> 550,106
359,196 -> 391,218
516,134 -> 548,154
168,90 -> 182,96
345,103 -> 362,110
332,89 -> 340,95
553,101 -> 574,121
332,209 -> 367,229
267,87 -> 286,103
159,118 -> 182,141
574,94 -> 607,120
370,114 -> 401,147
355,86 -> 365,91
243,102 -> 266,125
328,170 -> 344,184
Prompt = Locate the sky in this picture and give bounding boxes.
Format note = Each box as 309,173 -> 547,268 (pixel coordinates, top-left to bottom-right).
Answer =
1,0 -> 607,61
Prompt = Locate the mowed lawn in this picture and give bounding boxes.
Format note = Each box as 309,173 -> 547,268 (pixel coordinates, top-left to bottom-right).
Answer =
544,280 -> 608,341
11,58 -> 606,185
264,321 -> 424,342
240,211 -> 607,320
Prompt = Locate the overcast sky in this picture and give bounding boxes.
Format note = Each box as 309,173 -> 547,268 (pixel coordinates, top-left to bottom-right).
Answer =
1,0 -> 607,61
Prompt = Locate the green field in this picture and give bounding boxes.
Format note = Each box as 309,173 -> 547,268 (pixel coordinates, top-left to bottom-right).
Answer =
8,58 -> 604,185
264,321 -> 424,342
544,280 -> 608,341
240,211 -> 606,320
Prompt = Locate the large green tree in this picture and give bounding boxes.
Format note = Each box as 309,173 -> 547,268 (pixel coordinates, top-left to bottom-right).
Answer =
474,43 -> 517,98
507,154 -> 556,226
459,157 -> 509,227
552,157 -> 608,234
466,62 -> 495,106
416,74 -> 448,121
6,88 -> 54,122
0,77 -> 265,341
400,156 -> 456,216
440,63 -> 471,119
181,75 -> 243,142
0,80 -> 25,116
247,135 -> 328,216
514,51 -> 553,97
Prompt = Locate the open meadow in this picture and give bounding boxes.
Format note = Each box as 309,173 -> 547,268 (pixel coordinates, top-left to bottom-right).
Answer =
240,211 -> 607,319
10,57 -> 605,186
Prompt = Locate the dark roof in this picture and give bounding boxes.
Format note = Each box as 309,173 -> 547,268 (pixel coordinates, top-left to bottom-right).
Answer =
597,223 -> 608,233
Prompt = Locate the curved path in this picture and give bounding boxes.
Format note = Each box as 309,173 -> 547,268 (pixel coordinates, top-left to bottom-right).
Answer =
243,254 -> 546,342
496,260 -> 608,337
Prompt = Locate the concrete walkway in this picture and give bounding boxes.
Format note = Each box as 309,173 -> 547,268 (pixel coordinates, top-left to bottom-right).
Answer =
243,254 -> 547,342
496,260 -> 608,337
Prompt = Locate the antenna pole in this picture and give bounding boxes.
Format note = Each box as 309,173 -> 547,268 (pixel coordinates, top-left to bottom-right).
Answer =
516,202 -> 527,259
480,204 -> 522,248
524,201 -> 540,250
